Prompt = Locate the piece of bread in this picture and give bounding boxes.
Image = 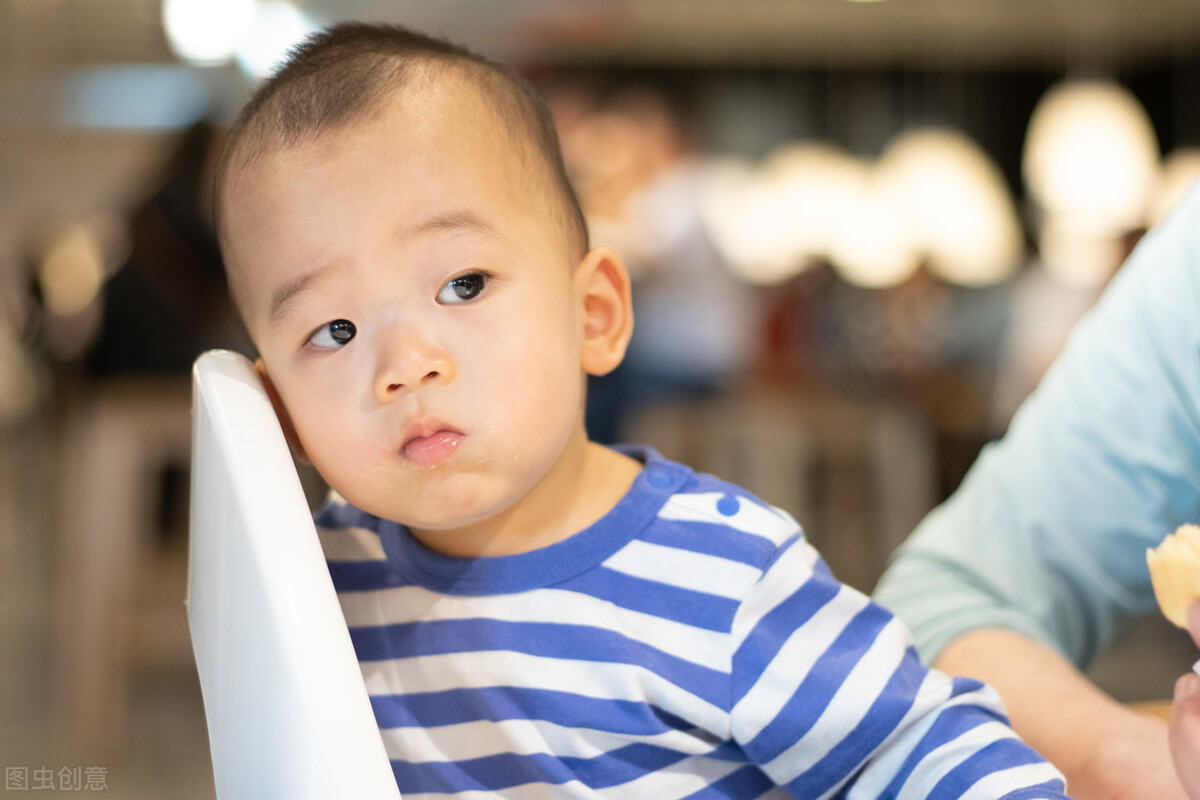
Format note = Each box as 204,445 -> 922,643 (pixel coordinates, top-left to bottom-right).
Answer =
1147,524 -> 1200,628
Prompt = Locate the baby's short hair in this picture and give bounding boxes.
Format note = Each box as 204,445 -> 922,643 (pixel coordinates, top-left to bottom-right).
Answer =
214,22 -> 588,261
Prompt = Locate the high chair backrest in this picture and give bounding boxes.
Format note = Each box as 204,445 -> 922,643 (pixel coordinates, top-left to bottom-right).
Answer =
188,349 -> 400,799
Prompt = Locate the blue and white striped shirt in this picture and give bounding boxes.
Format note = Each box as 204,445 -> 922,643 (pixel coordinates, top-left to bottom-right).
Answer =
317,447 -> 1068,799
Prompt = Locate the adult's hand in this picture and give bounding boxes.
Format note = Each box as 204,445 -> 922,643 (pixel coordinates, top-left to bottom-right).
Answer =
1169,603 -> 1200,799
936,628 -> 1188,800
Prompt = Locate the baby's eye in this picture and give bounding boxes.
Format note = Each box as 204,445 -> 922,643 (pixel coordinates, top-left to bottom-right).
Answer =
308,319 -> 357,349
436,272 -> 489,305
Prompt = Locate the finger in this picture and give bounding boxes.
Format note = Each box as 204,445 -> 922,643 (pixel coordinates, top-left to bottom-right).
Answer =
1176,672 -> 1200,703
1189,601 -> 1200,651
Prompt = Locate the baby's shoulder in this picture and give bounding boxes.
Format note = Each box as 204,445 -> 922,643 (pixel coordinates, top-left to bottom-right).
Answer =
648,463 -> 806,571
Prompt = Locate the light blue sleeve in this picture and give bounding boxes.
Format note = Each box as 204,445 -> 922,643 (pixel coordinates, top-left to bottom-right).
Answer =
874,185 -> 1200,669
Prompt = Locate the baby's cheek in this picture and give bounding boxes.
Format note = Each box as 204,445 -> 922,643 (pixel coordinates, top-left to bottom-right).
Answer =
368,444 -> 398,473
327,430 -> 389,470
306,431 -> 374,479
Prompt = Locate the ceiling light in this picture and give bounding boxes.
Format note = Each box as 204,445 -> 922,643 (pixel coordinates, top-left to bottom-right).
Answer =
700,150 -> 872,285
236,1 -> 318,80
828,177 -> 920,289
699,158 -> 798,285
1023,80 -> 1159,236
878,128 -> 1023,286
760,143 -> 870,268
162,0 -> 256,65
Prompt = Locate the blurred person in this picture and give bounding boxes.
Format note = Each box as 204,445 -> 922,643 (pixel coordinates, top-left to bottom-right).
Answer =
559,87 -> 758,443
990,228 -> 1144,429
215,23 -> 1071,797
84,120 -> 248,377
988,256 -> 1108,427
874,185 -> 1200,799
0,315 -> 40,424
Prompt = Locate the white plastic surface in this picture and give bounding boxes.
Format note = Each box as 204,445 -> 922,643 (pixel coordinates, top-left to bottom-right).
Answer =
187,349 -> 400,799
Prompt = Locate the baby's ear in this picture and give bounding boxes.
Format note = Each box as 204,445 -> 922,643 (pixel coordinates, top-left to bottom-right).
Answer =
254,359 -> 310,464
575,245 -> 633,376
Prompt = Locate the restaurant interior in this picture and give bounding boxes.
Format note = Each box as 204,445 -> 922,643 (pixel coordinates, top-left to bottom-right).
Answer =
2,0 -> 1200,796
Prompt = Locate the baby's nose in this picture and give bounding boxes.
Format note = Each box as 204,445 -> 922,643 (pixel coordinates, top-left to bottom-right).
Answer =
374,335 -> 456,400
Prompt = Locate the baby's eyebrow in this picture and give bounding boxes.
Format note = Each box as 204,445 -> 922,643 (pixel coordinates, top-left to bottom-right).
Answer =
408,210 -> 501,241
269,265 -> 336,326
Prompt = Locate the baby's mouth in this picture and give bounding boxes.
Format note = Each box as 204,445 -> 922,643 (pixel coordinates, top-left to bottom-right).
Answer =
400,423 -> 464,468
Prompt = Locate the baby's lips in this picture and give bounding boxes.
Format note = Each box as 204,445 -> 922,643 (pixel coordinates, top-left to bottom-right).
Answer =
400,429 -> 463,468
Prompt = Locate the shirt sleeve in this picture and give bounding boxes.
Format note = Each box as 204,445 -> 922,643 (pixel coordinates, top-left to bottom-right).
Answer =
731,535 -> 1069,798
874,185 -> 1200,668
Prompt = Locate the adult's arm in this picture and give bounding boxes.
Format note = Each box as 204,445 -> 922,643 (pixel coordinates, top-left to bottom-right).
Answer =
937,628 -> 1181,799
874,186 -> 1200,799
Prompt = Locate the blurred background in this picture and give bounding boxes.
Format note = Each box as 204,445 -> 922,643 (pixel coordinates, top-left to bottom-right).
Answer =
3,0 -> 1200,795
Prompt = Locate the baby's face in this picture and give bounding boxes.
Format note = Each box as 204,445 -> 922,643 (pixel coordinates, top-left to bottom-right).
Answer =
223,89 -> 597,545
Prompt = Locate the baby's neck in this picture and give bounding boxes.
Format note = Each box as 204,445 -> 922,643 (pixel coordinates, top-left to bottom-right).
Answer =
408,440 -> 642,558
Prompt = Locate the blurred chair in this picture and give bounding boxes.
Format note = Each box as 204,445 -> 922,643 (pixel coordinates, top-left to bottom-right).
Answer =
188,349 -> 398,799
625,386 -> 935,592
55,374 -> 193,752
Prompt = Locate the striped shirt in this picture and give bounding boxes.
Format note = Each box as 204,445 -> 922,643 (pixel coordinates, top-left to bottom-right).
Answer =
317,446 -> 1068,799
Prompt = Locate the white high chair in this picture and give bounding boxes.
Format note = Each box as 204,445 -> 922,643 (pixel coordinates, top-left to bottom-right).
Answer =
188,349 -> 400,799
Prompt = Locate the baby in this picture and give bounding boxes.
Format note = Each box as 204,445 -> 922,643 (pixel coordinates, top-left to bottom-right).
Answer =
214,22 -> 1072,798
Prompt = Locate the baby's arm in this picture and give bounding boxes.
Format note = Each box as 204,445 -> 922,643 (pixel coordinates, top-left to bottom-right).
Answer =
730,534 -> 1069,798
1170,603 -> 1200,800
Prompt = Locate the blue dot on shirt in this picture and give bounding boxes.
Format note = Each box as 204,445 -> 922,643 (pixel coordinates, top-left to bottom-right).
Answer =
646,467 -> 672,489
717,495 -> 740,516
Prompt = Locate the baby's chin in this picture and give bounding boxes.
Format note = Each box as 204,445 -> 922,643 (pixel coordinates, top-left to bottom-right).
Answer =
318,452 -> 502,516
348,485 -> 513,535
367,486 -> 556,557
